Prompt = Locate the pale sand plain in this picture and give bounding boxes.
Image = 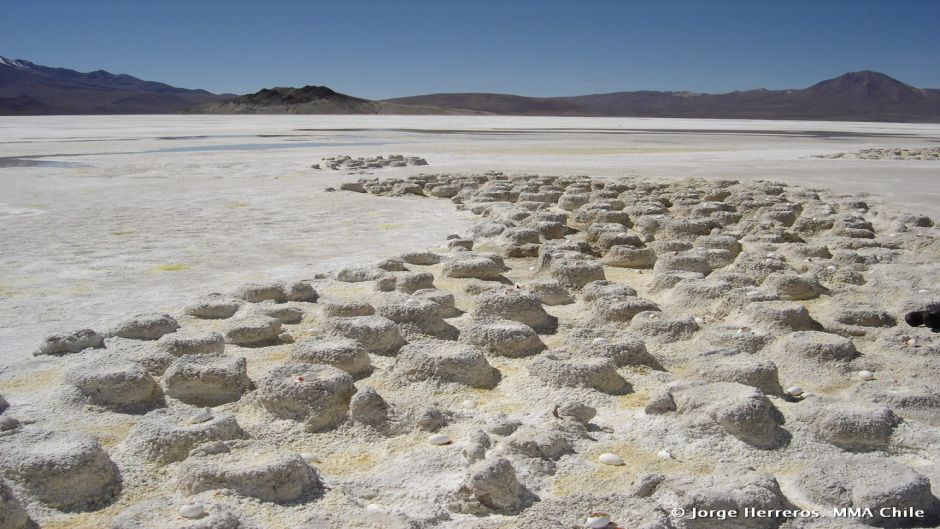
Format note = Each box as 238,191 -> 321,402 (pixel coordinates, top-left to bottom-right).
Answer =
1,115 -> 938,368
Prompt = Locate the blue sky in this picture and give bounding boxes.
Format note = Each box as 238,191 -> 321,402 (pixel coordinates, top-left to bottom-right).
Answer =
2,0 -> 938,98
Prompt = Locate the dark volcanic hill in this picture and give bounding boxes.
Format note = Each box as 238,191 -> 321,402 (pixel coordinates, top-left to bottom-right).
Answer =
387,71 -> 940,122
193,85 -> 482,115
0,57 -> 230,115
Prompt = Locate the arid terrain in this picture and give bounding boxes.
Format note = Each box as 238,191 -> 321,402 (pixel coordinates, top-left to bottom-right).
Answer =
1,115 -> 939,529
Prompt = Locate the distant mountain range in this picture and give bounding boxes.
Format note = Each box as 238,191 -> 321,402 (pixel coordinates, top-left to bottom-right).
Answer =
388,71 -> 940,122
0,57 -> 229,114
2,56 -> 939,122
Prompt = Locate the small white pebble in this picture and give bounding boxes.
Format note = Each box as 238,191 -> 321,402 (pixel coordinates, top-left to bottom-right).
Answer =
405,298 -> 421,306
188,409 -> 213,424
858,370 -> 875,381
694,317 -> 705,325
826,265 -> 836,271
366,503 -> 383,511
428,433 -> 452,445
918,289 -> 929,294
585,513 -> 611,529
746,290 -> 761,297
656,449 -> 674,460
906,337 -> 918,347
598,453 -> 624,466
462,399 -> 477,408
300,453 -> 321,464
592,337 -> 610,345
179,503 -> 206,519
528,266 -> 535,271
785,386 -> 804,397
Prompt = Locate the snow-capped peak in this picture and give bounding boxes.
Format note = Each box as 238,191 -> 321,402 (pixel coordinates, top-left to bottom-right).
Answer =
0,56 -> 34,69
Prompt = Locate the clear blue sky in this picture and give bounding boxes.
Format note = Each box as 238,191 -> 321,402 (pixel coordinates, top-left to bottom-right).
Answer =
2,0 -> 938,98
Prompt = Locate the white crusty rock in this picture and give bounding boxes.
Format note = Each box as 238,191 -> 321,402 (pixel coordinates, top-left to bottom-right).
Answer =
687,352 -> 783,395
120,408 -> 246,464
442,255 -> 505,281
288,336 -> 372,377
64,358 -> 163,412
223,316 -> 282,346
0,429 -> 121,511
771,331 -> 858,362
322,315 -> 406,355
178,440 -> 323,503
525,279 -> 575,306
793,398 -> 900,450
458,319 -> 546,357
109,313 -> 180,340
0,478 -> 30,529
528,353 -> 630,394
665,464 -> 793,529
454,456 -> 523,513
157,331 -> 225,356
548,256 -> 606,289
161,354 -> 253,406
248,302 -> 304,324
184,294 -> 243,319
256,363 -> 356,432
392,340 -> 500,389
629,312 -> 699,342
669,382 -> 787,448
319,299 -> 375,318
374,271 -> 436,294
232,281 -> 287,303
110,497 -> 245,529
589,296 -> 660,323
35,328 -> 104,356
740,301 -> 822,333
473,289 -> 558,333
796,457 -> 939,528
376,297 -> 458,340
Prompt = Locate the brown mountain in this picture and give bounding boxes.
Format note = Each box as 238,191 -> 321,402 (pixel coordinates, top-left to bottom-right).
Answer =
193,85 -> 483,115
387,71 -> 940,122
0,57 -> 230,115
383,92 -> 592,116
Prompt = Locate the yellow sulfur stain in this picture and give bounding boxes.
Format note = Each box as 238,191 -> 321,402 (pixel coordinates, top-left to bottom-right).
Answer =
553,441 -> 713,496
110,230 -> 134,236
375,223 -> 401,230
316,451 -> 378,475
225,201 -> 249,208
0,368 -> 61,395
152,263 -> 190,272
618,391 -> 651,408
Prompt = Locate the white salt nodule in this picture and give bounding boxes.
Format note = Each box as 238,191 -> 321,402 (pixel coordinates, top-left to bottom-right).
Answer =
826,265 -> 836,271
405,298 -> 421,306
746,290 -> 761,297
656,449 -> 674,460
858,370 -> 875,381
598,453 -> 624,466
180,503 -> 206,519
785,386 -> 804,397
428,433 -> 452,445
188,409 -> 213,424
301,453 -> 321,464
592,337 -> 610,345
586,513 -> 611,528
528,266 -> 535,271
462,399 -> 477,408
694,317 -> 705,325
